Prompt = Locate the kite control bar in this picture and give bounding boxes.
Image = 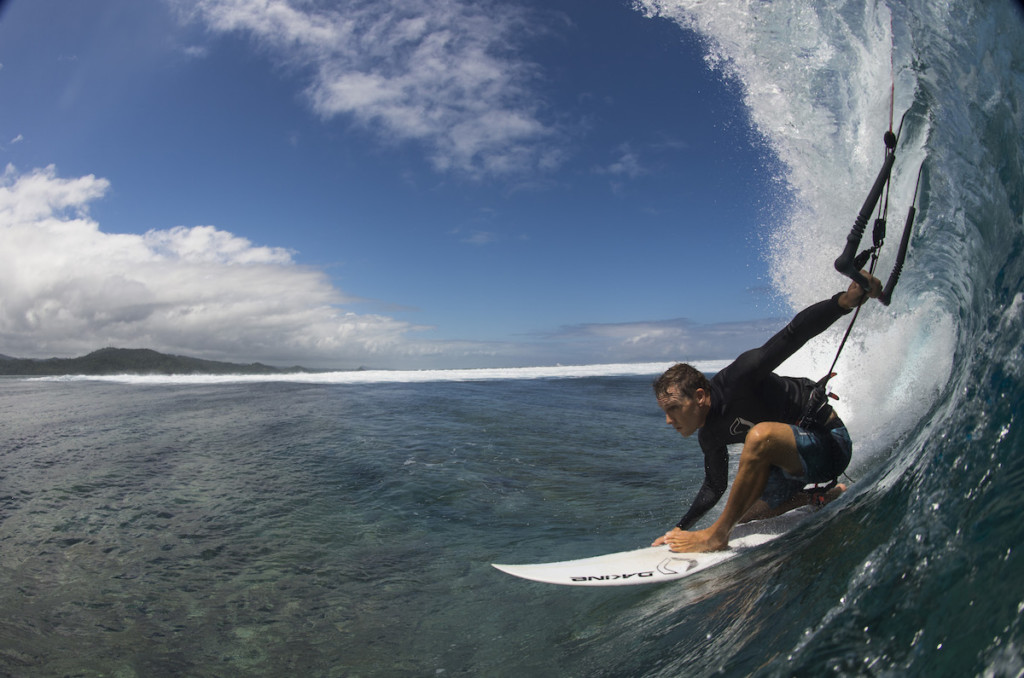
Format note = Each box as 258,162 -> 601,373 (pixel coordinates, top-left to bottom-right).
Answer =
833,131 -> 897,292
833,111 -> 922,306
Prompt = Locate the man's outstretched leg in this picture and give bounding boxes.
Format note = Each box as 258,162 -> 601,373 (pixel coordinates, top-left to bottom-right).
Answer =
657,422 -> 803,552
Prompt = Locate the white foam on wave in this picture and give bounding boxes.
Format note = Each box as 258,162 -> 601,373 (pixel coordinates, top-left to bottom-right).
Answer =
774,295 -> 956,470
31,360 -> 732,386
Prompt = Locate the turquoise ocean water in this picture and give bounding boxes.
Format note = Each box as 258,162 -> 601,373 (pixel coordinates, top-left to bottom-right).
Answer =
3,0 -> 1024,675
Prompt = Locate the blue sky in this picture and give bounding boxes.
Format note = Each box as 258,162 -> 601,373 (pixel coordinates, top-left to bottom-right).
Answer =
0,0 -> 788,369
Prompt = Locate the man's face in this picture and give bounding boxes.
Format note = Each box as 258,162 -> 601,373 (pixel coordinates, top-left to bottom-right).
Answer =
657,386 -> 707,437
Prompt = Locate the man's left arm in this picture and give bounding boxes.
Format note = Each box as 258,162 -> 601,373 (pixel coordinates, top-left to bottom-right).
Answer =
740,273 -> 882,378
837,273 -> 882,310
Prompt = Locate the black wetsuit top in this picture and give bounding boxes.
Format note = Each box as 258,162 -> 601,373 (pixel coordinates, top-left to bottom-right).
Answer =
675,294 -> 852,530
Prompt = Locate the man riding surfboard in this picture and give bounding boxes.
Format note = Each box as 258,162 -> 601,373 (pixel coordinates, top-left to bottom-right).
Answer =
652,272 -> 882,553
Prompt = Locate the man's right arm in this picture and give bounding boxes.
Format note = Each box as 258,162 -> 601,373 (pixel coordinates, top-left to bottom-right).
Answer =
675,444 -> 729,529
652,445 -> 728,546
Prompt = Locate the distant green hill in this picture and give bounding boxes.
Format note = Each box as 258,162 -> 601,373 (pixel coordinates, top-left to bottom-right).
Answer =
0,348 -> 314,376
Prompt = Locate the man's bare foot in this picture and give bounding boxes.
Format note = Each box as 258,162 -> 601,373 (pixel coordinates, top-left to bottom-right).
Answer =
813,483 -> 847,507
738,483 -> 848,523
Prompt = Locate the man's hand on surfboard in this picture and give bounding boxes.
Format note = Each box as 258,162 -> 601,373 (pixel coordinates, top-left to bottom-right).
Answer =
653,527 -> 728,553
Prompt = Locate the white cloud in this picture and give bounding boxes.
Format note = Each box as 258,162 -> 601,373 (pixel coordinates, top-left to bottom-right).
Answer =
183,45 -> 209,59
0,164 -> 503,368
143,225 -> 294,265
544,317 -> 780,364
596,144 -> 646,179
463,231 -> 496,245
448,226 -> 496,246
175,0 -> 557,177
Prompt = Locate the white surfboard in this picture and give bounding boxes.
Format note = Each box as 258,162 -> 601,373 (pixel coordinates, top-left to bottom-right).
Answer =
492,508 -> 813,586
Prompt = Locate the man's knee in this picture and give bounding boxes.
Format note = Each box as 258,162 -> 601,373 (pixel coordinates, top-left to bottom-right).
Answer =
742,423 -> 800,471
743,422 -> 787,456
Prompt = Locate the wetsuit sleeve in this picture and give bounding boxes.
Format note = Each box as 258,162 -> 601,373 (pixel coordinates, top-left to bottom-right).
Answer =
728,294 -> 850,381
675,444 -> 729,530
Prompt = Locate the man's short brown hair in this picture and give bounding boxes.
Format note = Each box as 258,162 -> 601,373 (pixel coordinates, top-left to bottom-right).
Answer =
653,363 -> 710,400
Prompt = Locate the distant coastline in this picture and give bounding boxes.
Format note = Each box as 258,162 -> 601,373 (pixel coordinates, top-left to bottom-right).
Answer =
0,348 -> 316,376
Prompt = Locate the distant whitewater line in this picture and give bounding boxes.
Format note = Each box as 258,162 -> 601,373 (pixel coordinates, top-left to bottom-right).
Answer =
29,361 -> 731,385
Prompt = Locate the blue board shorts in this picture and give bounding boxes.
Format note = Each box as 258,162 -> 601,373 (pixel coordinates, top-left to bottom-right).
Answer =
760,424 -> 852,508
